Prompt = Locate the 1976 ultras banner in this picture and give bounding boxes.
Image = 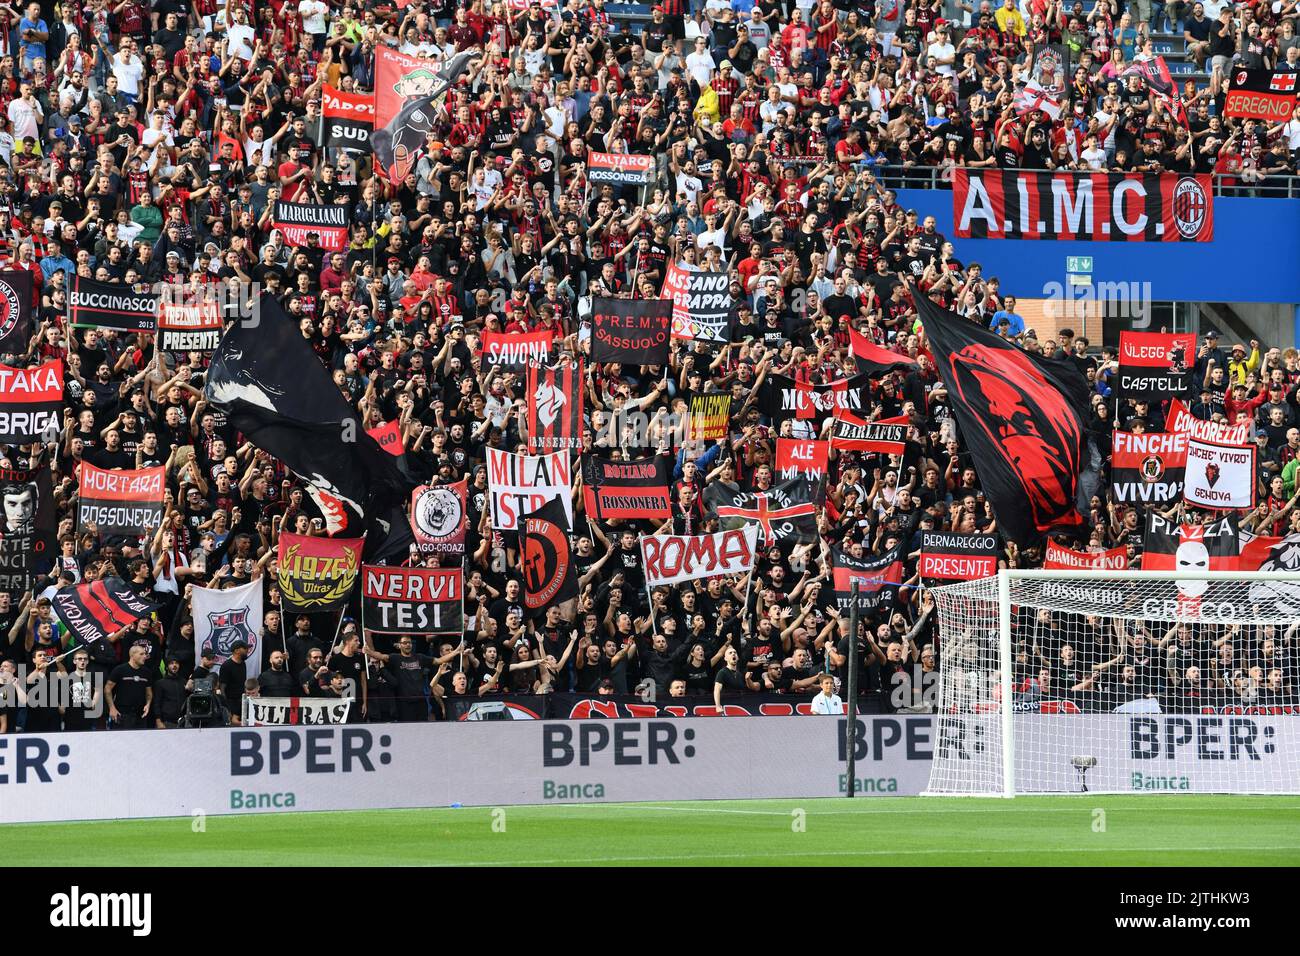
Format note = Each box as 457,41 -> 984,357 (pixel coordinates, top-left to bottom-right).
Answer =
952,170 -> 1213,241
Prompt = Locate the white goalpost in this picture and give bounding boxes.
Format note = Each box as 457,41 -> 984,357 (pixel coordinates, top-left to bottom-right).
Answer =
925,570 -> 1300,796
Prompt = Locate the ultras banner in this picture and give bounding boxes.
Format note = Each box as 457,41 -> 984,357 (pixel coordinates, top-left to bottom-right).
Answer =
640,525 -> 759,588
273,202 -> 349,252
1117,331 -> 1196,400
487,448 -> 573,531
919,531 -> 999,583
952,170 -> 1213,241
193,579 -> 263,682
775,438 -> 828,481
713,479 -> 818,546
687,392 -> 732,440
763,373 -> 870,427
831,409 -> 909,454
410,481 -> 466,555
1111,430 -> 1186,505
76,463 -> 164,535
276,533 -> 363,614
68,276 -> 158,332
449,693 -> 912,719
0,359 -> 62,443
322,83 -> 374,152
362,564 -> 463,634
1168,398 -> 1253,446
590,297 -> 672,365
158,300 -> 222,352
1142,513 -> 1240,571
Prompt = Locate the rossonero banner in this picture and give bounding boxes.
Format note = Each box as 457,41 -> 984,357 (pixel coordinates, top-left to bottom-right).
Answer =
487,448 -> 573,531
587,151 -> 654,186
1183,438 -> 1256,511
919,531 -> 998,582
1118,331 -> 1196,400
158,301 -> 223,352
243,697 -> 353,726
1043,541 -> 1129,570
640,525 -> 759,588
362,564 -> 463,634
273,202 -> 349,252
276,533 -> 363,614
1111,430 -> 1187,505
76,463 -> 164,535
322,83 -> 375,152
0,359 -> 62,443
68,276 -> 158,332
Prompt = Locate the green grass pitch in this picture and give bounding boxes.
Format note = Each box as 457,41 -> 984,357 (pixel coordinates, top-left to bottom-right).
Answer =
4,796 -> 1299,866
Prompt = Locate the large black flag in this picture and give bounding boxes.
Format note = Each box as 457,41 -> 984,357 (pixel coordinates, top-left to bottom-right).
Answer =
915,290 -> 1096,546
523,496 -> 577,612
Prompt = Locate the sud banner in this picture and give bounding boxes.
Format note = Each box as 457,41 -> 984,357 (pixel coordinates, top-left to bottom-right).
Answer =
1224,68 -> 1298,122
76,463 -> 164,535
481,329 -> 552,373
0,360 -> 62,443
1118,331 -> 1195,401
273,202 -> 349,252
640,525 -> 758,588
193,578 -> 263,681
487,448 -> 573,531
1111,430 -> 1186,505
362,564 -> 463,634
663,262 -> 732,345
775,438 -> 828,481
952,170 -> 1213,242
582,454 -> 671,521
1043,541 -> 1128,570
591,297 -> 671,365
587,151 -> 653,186
687,392 -> 731,441
919,531 -> 998,583
68,277 -> 158,332
276,533 -> 363,614
410,481 -> 466,555
1183,438 -> 1256,511
158,301 -> 222,352
322,83 -> 374,152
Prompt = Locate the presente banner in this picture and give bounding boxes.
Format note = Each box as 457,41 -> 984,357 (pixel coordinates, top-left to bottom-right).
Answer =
362,564 -> 463,634
487,448 -> 573,531
1117,331 -> 1196,401
590,297 -> 672,366
76,463 -> 164,536
158,301 -> 222,352
687,392 -> 732,441
410,481 -> 467,555
1111,430 -> 1187,505
68,276 -> 158,332
919,531 -> 999,582
276,533 -> 363,614
640,525 -> 759,588
587,151 -> 654,186
322,83 -> 375,152
273,202 -> 349,252
0,359 -> 62,443
1183,438 -> 1256,511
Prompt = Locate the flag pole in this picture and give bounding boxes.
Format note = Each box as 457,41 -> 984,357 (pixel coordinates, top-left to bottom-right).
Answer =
845,580 -> 860,798
324,610 -> 346,665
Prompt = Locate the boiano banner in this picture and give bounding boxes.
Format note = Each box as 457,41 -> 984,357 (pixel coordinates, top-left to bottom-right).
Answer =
76,463 -> 164,535
582,454 -> 671,521
1225,68 -> 1298,122
362,564 -> 463,634
919,531 -> 999,582
587,151 -> 654,186
322,83 -> 375,152
523,496 -> 576,611
158,301 -> 222,352
1168,398 -> 1253,446
591,297 -> 671,365
1183,438 -> 1256,511
0,359 -> 62,443
276,533 -> 363,614
664,262 -> 732,345
687,392 -> 732,440
952,169 -> 1213,242
832,545 -> 903,612
1043,541 -> 1128,570
776,438 -> 828,481
487,448 -> 573,531
481,329 -> 553,372
1118,331 -> 1196,400
273,202 -> 349,252
832,408 -> 909,454
1111,430 -> 1187,505
68,276 -> 158,333
410,481 -> 467,555
641,525 -> 759,588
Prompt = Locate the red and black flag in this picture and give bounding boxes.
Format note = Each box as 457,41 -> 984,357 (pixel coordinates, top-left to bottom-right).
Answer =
1122,56 -> 1187,127
591,297 -> 672,366
0,270 -> 33,352
713,479 -> 819,546
527,360 -> 584,454
916,290 -> 1097,546
362,565 -> 462,635
1141,513 -> 1240,570
1225,68 -> 1299,122
849,326 -> 918,377
0,359 -> 63,444
582,454 -> 672,521
1117,331 -> 1195,401
831,409 -> 910,455
523,496 -> 577,612
762,373 -> 871,428
53,576 -> 158,648
322,83 -> 375,153
832,544 -> 904,613
1111,430 -> 1186,506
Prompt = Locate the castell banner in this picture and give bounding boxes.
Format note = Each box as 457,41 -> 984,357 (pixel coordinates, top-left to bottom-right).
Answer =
640,525 -> 759,588
952,170 -> 1213,242
52,577 -> 157,649
1043,541 -> 1128,570
1224,68 -> 1297,122
1118,331 -> 1195,401
527,360 -> 583,453
76,463 -> 164,536
68,276 -> 158,333
0,359 -> 62,443
158,300 -> 222,352
831,408 -> 909,455
1168,398 -> 1253,446
481,329 -> 553,373
916,291 -> 1096,546
0,270 -> 33,352
366,419 -> 404,457
322,83 -> 375,152
764,373 -> 870,427
0,465 -> 55,595
1111,430 -> 1187,505
687,392 -> 732,441
410,480 -> 467,555
276,533 -> 363,614
487,448 -> 573,531
832,544 -> 904,612
591,297 -> 672,366
1183,438 -> 1257,511
522,496 -> 577,611
775,438 -> 828,481
1142,513 -> 1240,572
362,564 -> 463,634
714,480 -> 818,546
273,202 -> 349,252
587,151 -> 654,186
850,327 -> 917,377
919,531 -> 999,583
582,454 -> 671,521
664,262 -> 732,345
373,47 -> 477,183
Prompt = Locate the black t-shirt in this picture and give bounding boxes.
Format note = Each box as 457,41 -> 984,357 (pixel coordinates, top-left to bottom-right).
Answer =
219,657 -> 248,711
385,652 -> 432,700
107,662 -> 153,712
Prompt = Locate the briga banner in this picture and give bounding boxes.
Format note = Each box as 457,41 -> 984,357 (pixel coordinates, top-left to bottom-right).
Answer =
1043,541 -> 1128,570
276,533 -> 363,614
0,359 -> 62,443
687,392 -> 732,440
322,83 -> 375,152
591,297 -> 671,365
372,47 -> 477,183
158,300 -> 222,352
952,169 -> 1213,242
522,496 -> 576,611
919,531 -> 999,583
582,454 -> 671,521
640,525 -> 759,588
664,261 -> 732,345
1224,68 -> 1298,122
273,202 -> 349,252
1111,430 -> 1187,505
0,269 -> 33,352
487,448 -> 573,531
831,409 -> 909,454
76,462 -> 164,535
68,276 -> 158,333
481,329 -> 553,373
1118,331 -> 1196,400
410,481 -> 467,555
1183,438 -> 1257,511
362,564 -> 463,634
775,438 -> 828,481
587,151 -> 654,186
832,544 -> 904,612
526,360 -> 583,453
53,577 -> 157,648
1168,398 -> 1253,445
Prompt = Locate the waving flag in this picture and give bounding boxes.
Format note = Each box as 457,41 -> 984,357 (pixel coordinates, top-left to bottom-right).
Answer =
1014,79 -> 1062,120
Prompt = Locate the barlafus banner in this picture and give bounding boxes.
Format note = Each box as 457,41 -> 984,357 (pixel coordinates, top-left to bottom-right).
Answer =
276,533 -> 363,614
714,479 -> 818,546
373,47 -> 477,183
1111,430 -> 1187,505
775,438 -> 828,481
591,297 -> 672,366
831,408 -> 909,454
362,564 -> 463,634
1117,331 -> 1196,401
76,463 -> 164,536
1183,438 -> 1256,511
640,525 -> 759,588
587,151 -> 654,186
582,454 -> 671,521
273,201 -> 349,252
952,170 -> 1213,241
244,697 -> 352,726
192,578 -> 263,682
158,301 -> 222,352
526,361 -> 583,453
68,276 -> 158,333
410,481 -> 466,555
919,531 -> 999,583
322,83 -> 375,152
0,269 -> 33,352
1224,68 -> 1298,122
832,544 -> 904,612
664,262 -> 732,345
687,392 -> 732,441
1043,541 -> 1129,570
850,327 -> 918,377
523,496 -> 576,611
53,577 -> 157,649
763,373 -> 870,427
0,359 -> 62,443
487,448 -> 573,531
481,329 -> 553,373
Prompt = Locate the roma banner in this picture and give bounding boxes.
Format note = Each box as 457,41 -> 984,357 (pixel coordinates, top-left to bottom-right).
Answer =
52,577 -> 157,649
192,578 -> 263,681
587,151 -> 654,186
68,276 -> 158,333
1111,430 -> 1186,505
850,327 -> 917,377
775,438 -> 828,482
526,360 -> 583,453
714,480 -> 818,546
832,544 -> 904,613
1224,68 -> 1297,123
373,47 -> 477,183
322,83 -> 375,152
591,297 -> 671,366
276,533 -> 363,614
0,270 -> 33,352
410,481 -> 467,555
687,392 -> 732,441
919,531 -> 999,583
582,454 -> 671,521
1183,438 -> 1256,511
831,409 -> 909,455
76,463 -> 164,536
1117,331 -> 1195,401
664,262 -> 732,345
1043,541 -> 1128,570
0,359 -> 62,443
362,564 -> 463,634
1142,513 -> 1239,571
522,496 -> 576,611
273,202 -> 349,252
487,448 -> 573,531
952,170 -> 1213,242
641,525 -> 759,588
1168,398 -> 1253,446
481,329 -> 553,373
158,300 -> 222,352
763,373 -> 870,427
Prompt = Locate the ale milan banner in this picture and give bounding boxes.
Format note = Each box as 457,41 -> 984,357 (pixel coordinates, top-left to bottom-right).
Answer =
763,374 -> 870,426
587,151 -> 654,186
373,47 -> 477,183
582,454 -> 671,521
526,361 -> 583,453
273,202 -> 349,253
664,262 -> 732,345
1118,331 -> 1196,401
1183,438 -> 1256,511
362,565 -> 463,634
366,419 -> 404,457
410,481 -> 467,556
687,392 -> 732,441
1043,541 -> 1128,570
919,531 -> 999,583
0,360 -> 62,443
523,496 -> 577,611
276,533 -> 363,615
591,297 -> 672,366
1224,68 -> 1298,122
1111,430 -> 1187,505
322,83 -> 375,152
1143,513 -> 1240,571
832,409 -> 909,455
715,480 -> 818,546
53,577 -> 157,649
0,270 -> 33,352
1168,398 -> 1253,446
158,301 -> 222,352
487,448 -> 573,531
68,276 -> 158,333
482,329 -> 553,373
76,463 -> 164,535
850,327 -> 917,377
776,438 -> 828,481
244,697 -> 352,726
832,545 -> 904,612
193,578 -> 263,681
952,170 -> 1213,242
640,525 -> 759,588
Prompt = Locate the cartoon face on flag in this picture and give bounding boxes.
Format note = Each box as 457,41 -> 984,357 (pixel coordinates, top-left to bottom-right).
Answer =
373,47 -> 479,183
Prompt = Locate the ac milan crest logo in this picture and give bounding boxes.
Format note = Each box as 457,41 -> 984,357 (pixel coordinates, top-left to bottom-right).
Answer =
206,607 -> 255,658
1172,177 -> 1209,239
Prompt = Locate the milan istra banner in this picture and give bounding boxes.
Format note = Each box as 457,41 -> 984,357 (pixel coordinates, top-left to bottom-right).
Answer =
68,276 -> 158,332
919,531 -> 998,583
322,83 -> 374,152
76,463 -> 164,535
1224,68 -> 1298,122
158,301 -> 222,352
1043,541 -> 1128,570
1118,331 -> 1196,401
0,360 -> 62,443
587,151 -> 654,186
1111,430 -> 1187,505
362,564 -> 463,634
952,170 -> 1213,242
640,525 -> 759,588
273,202 -> 349,252
487,448 -> 573,531
591,297 -> 671,365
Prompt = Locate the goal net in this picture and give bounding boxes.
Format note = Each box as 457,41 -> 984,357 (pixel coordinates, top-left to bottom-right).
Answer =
925,571 -> 1300,796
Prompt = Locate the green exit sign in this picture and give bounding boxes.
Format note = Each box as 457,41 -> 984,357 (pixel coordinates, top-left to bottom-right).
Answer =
1066,256 -> 1093,273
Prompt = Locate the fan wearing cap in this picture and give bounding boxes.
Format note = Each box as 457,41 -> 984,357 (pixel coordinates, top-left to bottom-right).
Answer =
1194,329 -> 1228,381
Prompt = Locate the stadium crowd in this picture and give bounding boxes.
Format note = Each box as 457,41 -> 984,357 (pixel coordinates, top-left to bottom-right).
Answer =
0,0 -> 1295,733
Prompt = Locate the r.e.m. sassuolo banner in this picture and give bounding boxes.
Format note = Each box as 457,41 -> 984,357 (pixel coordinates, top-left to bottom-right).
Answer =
590,297 -> 671,365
